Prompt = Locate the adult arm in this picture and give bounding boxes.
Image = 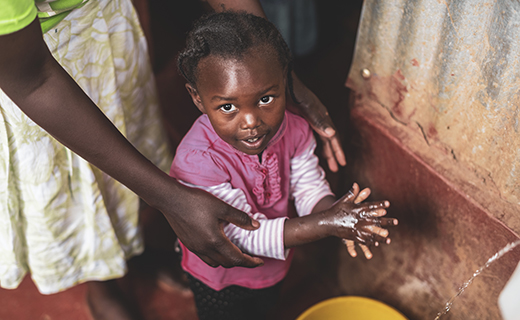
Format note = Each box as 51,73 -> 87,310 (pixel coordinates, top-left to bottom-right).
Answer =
0,18 -> 262,268
204,0 -> 347,172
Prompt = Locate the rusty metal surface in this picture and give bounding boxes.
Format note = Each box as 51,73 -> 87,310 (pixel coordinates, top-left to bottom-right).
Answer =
347,0 -> 520,207
341,107 -> 520,320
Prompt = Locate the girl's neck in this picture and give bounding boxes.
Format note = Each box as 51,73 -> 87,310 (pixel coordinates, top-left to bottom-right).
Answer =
258,151 -> 263,163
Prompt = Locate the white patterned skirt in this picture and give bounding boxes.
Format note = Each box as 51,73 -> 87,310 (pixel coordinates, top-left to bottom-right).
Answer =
0,0 -> 171,294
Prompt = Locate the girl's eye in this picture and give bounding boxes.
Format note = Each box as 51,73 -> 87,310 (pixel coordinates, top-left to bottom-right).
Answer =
219,104 -> 237,113
259,96 -> 274,105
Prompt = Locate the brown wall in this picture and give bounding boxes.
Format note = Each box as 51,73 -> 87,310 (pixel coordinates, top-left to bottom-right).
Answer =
341,105 -> 520,319
340,1 -> 520,319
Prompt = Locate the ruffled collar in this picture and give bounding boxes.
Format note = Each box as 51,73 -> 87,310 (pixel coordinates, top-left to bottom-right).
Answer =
203,111 -> 288,207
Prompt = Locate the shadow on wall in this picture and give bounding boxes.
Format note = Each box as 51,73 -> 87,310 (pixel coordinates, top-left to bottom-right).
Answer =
342,100 -> 520,320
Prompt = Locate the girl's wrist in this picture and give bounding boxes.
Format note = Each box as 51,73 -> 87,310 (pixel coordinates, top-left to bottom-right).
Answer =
284,213 -> 330,248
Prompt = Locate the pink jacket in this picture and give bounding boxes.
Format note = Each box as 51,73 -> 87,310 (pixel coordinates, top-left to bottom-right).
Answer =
170,111 -> 333,290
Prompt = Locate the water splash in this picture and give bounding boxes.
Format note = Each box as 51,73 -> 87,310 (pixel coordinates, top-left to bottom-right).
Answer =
434,239 -> 520,320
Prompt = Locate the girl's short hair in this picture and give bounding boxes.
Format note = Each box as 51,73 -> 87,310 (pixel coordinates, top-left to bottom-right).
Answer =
177,11 -> 297,102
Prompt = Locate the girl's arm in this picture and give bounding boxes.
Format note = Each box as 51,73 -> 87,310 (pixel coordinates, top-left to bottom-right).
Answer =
0,18 -> 262,268
177,179 -> 395,261
179,181 -> 289,260
286,136 -> 396,256
284,184 -> 396,249
205,0 -> 347,172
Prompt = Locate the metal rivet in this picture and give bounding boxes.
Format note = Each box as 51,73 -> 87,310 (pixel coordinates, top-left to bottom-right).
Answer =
361,68 -> 371,79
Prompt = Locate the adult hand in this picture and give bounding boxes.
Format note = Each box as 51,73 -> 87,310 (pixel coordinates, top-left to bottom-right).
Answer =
326,183 -> 397,259
287,74 -> 347,172
159,183 -> 264,268
0,19 -> 264,270
207,1 -> 346,171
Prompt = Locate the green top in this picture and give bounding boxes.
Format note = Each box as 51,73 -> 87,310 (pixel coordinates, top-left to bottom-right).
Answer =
0,0 -> 89,35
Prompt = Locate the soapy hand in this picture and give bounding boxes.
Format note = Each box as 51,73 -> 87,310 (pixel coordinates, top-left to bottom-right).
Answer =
322,183 -> 397,259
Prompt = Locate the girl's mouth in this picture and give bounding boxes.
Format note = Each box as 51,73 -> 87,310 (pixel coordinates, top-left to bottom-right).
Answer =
241,134 -> 266,150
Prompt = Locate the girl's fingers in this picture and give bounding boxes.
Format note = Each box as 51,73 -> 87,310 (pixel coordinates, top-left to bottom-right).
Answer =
338,183 -> 359,204
379,217 -> 399,227
367,208 -> 387,217
364,225 -> 389,238
361,200 -> 390,211
354,187 -> 371,204
343,239 -> 357,257
359,244 -> 373,259
363,228 -> 391,245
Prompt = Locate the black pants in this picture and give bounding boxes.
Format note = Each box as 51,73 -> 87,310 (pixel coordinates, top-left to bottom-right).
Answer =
186,273 -> 283,320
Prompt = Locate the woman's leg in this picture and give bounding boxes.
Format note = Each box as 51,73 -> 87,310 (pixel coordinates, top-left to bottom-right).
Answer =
86,280 -> 143,320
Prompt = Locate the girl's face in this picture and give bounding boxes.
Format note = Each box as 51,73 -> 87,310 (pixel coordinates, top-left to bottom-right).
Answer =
186,48 -> 286,155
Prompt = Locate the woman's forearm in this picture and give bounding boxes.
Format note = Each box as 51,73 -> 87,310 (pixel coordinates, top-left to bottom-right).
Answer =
0,19 -> 180,210
0,18 -> 264,268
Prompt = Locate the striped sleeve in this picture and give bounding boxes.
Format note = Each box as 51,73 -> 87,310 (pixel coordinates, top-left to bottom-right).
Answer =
179,181 -> 289,260
290,138 -> 335,217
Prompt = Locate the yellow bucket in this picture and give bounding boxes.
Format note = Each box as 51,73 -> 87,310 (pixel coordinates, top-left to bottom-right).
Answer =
296,296 -> 408,320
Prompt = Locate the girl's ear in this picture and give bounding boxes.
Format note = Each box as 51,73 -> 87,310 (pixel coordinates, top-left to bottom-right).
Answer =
185,83 -> 206,114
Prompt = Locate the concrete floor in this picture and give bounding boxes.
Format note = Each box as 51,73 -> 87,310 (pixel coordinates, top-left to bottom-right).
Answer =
0,209 -> 342,320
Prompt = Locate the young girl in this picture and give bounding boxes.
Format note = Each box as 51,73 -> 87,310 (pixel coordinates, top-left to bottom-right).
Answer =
170,11 -> 397,320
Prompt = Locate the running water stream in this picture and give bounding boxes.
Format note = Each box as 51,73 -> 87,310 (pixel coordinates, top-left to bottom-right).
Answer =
434,239 -> 520,320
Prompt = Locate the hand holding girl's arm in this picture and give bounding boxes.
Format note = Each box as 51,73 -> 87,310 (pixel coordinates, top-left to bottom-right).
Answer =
0,18 -> 262,269
287,74 -> 347,172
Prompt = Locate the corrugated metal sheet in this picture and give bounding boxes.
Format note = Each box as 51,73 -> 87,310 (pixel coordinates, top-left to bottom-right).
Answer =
347,0 -> 520,205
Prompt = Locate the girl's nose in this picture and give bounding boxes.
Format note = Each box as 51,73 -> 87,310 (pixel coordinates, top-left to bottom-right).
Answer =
240,110 -> 261,130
